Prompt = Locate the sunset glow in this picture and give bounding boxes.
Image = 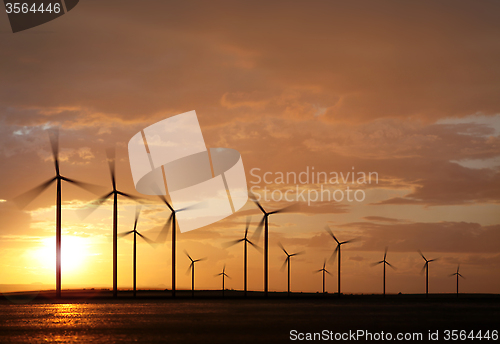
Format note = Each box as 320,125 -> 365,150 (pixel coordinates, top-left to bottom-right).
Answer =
32,236 -> 89,275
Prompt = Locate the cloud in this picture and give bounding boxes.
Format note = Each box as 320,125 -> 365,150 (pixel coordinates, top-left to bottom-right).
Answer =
362,216 -> 408,223
349,255 -> 366,262
349,221 -> 500,254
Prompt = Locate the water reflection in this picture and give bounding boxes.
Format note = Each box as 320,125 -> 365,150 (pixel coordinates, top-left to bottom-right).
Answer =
0,302 -> 224,343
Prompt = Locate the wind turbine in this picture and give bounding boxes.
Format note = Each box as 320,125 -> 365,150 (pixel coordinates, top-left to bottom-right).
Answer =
79,148 -> 141,298
419,250 -> 438,297
250,192 -> 297,297
215,265 -> 230,298
223,217 -> 261,297
371,247 -> 395,296
14,129 -> 102,298
185,251 -> 206,298
154,193 -> 194,298
314,259 -> 331,294
118,206 -> 155,298
450,264 -> 465,297
325,226 -> 354,296
279,243 -> 303,297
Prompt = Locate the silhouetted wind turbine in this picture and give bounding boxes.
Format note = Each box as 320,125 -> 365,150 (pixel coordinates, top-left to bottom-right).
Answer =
155,193 -> 194,298
279,243 -> 303,297
79,148 -> 141,298
215,265 -> 230,298
223,217 -> 261,297
419,250 -> 438,297
14,129 -> 102,298
118,206 -> 155,298
314,259 -> 331,294
185,251 -> 206,297
450,264 -> 465,297
250,192 -> 297,297
325,226 -> 354,296
372,247 -> 395,296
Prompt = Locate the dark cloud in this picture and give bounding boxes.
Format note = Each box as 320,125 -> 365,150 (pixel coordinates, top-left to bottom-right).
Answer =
350,221 -> 500,254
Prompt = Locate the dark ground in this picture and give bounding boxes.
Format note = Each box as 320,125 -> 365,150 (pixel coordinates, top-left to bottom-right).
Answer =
0,290 -> 499,343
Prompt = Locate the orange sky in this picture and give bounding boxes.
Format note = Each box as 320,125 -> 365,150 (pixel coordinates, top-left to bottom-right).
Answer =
0,1 -> 499,295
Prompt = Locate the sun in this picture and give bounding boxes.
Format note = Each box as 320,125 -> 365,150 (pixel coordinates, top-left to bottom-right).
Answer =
33,236 -> 89,274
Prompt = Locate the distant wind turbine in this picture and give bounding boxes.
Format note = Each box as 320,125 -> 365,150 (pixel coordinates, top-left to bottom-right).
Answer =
118,206 -> 155,298
223,216 -> 261,297
215,265 -> 230,298
419,250 -> 438,297
371,247 -> 396,296
79,148 -> 141,298
278,243 -> 303,297
314,259 -> 331,294
325,226 -> 355,296
449,264 -> 465,297
15,129 -> 102,298
250,192 -> 297,297
155,193 -> 194,298
185,251 -> 206,298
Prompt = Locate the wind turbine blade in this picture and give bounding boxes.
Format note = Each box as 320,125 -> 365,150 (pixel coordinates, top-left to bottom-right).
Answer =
418,250 -> 427,261
48,128 -> 59,173
386,261 -> 396,270
106,147 -> 116,190
246,216 -> 251,232
459,273 -> 465,279
222,238 -> 245,248
174,201 -> 206,213
278,242 -> 288,256
14,177 -> 56,209
251,216 -> 265,242
325,270 -> 332,275
314,269 -> 322,273
329,245 -> 339,264
137,232 -> 155,247
384,247 -> 388,260
248,191 -> 266,214
134,205 -> 142,227
184,250 -> 193,262
371,261 -> 383,267
116,191 -> 143,202
77,191 -> 114,219
60,177 -> 105,195
324,226 -> 339,244
457,265 -> 460,273
280,257 -> 288,272
155,214 -> 173,243
247,240 -> 263,253
292,251 -> 305,256
156,194 -> 174,212
195,257 -> 207,262
420,262 -> 427,275
269,202 -> 300,214
341,237 -> 358,245
186,263 -> 193,275
118,230 -> 134,238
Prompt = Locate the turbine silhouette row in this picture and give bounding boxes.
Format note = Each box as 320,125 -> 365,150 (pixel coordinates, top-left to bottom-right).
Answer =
14,130 -> 465,298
